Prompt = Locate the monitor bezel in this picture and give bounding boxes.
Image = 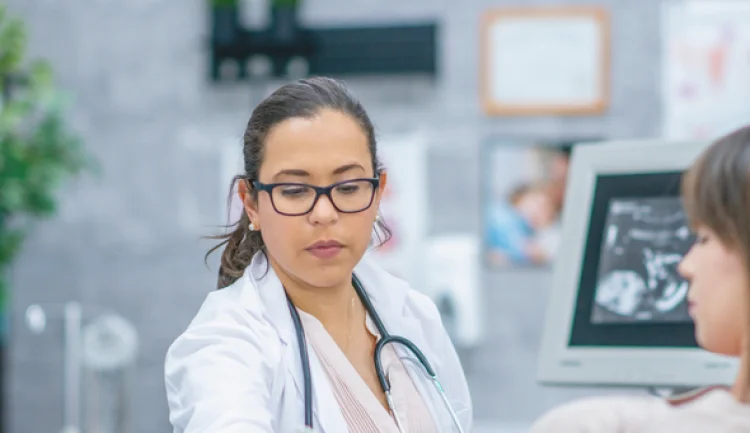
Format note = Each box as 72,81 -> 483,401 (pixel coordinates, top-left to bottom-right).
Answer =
537,139 -> 738,388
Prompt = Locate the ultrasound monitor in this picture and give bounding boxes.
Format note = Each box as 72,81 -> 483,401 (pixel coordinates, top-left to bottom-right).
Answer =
537,139 -> 739,389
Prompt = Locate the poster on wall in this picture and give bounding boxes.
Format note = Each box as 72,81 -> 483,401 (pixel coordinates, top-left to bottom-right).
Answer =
662,1 -> 750,140
367,133 -> 430,290
481,139 -> 578,269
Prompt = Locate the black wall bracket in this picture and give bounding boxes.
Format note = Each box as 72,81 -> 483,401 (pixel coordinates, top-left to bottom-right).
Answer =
209,4 -> 438,81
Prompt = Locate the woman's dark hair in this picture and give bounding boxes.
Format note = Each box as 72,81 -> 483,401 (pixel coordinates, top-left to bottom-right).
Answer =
681,124 -> 750,400
206,77 -> 391,289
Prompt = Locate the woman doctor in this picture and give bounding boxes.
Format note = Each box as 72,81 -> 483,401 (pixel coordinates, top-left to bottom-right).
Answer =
164,77 -> 473,433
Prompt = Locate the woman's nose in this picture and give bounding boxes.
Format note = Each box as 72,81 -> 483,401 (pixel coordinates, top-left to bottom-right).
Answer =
677,247 -> 694,279
308,194 -> 338,224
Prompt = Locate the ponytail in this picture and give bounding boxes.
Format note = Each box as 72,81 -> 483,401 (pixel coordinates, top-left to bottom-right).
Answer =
205,177 -> 266,289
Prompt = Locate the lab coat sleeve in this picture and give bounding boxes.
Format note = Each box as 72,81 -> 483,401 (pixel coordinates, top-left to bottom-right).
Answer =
164,303 -> 280,433
411,291 -> 474,432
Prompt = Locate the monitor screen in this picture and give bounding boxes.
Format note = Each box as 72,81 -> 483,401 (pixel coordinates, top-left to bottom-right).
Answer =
567,171 -> 698,348
591,196 -> 693,325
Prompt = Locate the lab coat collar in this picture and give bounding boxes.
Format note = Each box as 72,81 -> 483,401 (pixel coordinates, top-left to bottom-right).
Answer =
242,251 -> 416,346
240,251 -> 434,432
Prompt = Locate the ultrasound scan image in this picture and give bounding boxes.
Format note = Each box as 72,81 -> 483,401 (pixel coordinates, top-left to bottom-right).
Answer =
590,197 -> 695,325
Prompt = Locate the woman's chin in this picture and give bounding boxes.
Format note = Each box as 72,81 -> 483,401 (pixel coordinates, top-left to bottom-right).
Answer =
695,331 -> 742,358
300,266 -> 352,289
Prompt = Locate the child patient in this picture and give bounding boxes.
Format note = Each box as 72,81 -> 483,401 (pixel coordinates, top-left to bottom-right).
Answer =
530,125 -> 750,433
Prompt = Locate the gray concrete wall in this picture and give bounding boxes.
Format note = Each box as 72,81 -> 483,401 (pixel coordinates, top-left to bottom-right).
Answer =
5,0 -> 663,431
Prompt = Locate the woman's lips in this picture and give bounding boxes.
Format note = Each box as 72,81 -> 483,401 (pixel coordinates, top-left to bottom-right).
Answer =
306,240 -> 343,259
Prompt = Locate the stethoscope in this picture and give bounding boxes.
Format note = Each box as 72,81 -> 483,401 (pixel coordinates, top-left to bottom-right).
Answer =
285,275 -> 465,433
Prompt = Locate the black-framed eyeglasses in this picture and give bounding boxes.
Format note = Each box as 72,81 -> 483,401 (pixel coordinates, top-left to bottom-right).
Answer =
251,178 -> 380,216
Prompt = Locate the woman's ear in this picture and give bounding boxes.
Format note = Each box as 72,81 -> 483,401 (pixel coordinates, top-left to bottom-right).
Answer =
377,171 -> 388,198
237,179 -> 260,227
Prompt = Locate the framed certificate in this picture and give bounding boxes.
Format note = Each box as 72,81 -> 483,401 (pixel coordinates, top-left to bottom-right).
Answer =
480,7 -> 610,116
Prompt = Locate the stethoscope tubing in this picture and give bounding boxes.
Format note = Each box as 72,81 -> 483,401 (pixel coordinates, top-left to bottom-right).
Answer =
285,275 -> 464,432
286,292 -> 314,428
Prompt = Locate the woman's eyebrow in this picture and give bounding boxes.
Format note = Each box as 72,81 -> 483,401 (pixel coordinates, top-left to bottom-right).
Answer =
271,163 -> 366,181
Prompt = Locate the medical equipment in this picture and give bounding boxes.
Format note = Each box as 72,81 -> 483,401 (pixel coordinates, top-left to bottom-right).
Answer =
24,302 -> 139,433
285,275 -> 465,432
81,313 -> 139,433
423,234 -> 483,349
537,139 -> 736,389
26,302 -> 84,433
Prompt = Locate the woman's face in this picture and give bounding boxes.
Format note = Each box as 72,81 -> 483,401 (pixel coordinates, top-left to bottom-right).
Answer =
678,226 -> 748,356
243,109 -> 386,289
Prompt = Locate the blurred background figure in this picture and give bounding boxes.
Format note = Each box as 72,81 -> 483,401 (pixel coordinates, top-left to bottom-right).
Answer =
483,144 -> 572,268
2,0 -> 749,432
485,183 -> 557,266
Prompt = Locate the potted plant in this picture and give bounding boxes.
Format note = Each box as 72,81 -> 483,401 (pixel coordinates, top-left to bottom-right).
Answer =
0,4 -> 91,340
210,0 -> 241,45
270,0 -> 301,42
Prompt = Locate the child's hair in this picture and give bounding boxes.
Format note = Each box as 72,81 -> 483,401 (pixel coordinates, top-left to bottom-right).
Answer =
508,182 -> 548,205
681,125 -> 750,400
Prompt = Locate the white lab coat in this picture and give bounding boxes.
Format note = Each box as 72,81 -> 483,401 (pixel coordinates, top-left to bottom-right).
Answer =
164,252 -> 473,433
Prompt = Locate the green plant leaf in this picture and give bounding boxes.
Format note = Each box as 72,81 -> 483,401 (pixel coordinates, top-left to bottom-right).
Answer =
271,0 -> 300,7
211,0 -> 239,7
0,4 -> 93,277
0,225 -> 23,265
0,13 -> 26,71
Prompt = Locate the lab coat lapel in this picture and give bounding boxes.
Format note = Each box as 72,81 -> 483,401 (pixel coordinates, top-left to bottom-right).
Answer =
278,340 -> 347,433
370,291 -> 439,420
354,257 -> 443,425
353,257 -> 432,361
306,342 -> 347,433
247,255 -> 348,433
